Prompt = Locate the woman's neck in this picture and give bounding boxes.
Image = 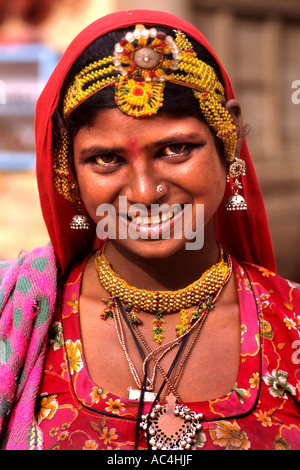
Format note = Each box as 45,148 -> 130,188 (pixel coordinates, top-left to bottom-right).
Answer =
103,228 -> 220,292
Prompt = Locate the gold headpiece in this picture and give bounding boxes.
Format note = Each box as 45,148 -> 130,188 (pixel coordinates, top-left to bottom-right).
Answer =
55,25 -> 237,202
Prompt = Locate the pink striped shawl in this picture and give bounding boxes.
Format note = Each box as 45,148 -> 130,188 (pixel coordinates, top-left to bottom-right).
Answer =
0,244 -> 57,449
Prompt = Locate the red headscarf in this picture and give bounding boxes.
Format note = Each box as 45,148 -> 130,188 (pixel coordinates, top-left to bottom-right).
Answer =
35,9 -> 275,274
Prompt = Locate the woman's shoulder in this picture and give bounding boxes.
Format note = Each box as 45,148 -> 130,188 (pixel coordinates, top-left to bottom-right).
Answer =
237,260 -> 300,315
0,244 -> 57,307
240,261 -> 300,289
0,243 -> 56,271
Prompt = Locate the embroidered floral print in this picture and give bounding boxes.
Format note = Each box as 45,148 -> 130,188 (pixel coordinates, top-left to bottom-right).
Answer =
209,420 -> 251,450
36,258 -> 300,450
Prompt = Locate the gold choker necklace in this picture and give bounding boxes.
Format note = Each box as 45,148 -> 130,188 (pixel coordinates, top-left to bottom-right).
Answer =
94,245 -> 229,314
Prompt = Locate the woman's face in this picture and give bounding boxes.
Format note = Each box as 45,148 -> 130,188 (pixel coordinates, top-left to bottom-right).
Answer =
73,107 -> 226,259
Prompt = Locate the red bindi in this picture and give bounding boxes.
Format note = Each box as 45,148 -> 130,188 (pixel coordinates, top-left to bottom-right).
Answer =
125,138 -> 143,161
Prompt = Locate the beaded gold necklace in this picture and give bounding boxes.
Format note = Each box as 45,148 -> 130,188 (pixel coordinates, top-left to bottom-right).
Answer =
94,245 -> 228,314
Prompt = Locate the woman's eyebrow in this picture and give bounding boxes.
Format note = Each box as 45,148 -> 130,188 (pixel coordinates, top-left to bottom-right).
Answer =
151,132 -> 204,147
78,144 -> 123,157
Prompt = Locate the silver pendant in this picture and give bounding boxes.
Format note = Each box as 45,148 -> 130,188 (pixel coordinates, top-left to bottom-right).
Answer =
225,193 -> 247,211
140,393 -> 203,450
128,387 -> 157,401
70,214 -> 90,229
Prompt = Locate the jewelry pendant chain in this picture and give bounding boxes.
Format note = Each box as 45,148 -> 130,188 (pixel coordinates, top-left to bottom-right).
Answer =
113,302 -> 144,389
105,251 -> 232,395
137,257 -> 231,396
136,306 -> 211,398
113,298 -> 210,400
112,250 -> 232,397
137,305 -> 213,450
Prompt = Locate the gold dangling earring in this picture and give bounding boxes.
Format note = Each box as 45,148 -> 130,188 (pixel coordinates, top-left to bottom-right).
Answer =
70,198 -> 90,229
52,127 -> 90,228
225,157 -> 247,211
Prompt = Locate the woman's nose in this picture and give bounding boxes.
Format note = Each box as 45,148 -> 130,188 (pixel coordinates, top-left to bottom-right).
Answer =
124,163 -> 166,207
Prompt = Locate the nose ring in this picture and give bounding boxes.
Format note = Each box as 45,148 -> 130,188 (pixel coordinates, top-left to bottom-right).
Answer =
156,185 -> 164,194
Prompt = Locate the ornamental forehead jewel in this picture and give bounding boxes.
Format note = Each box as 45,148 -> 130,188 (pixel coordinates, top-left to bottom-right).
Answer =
56,25 -> 237,203
113,25 -> 180,117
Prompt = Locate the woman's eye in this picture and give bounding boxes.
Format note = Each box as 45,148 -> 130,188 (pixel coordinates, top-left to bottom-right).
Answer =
94,154 -> 122,166
159,143 -> 196,158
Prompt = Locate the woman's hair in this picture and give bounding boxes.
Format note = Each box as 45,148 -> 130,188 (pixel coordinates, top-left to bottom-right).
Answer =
52,26 -> 225,159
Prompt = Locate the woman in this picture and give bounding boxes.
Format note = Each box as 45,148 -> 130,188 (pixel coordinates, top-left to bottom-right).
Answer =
0,10 -> 299,451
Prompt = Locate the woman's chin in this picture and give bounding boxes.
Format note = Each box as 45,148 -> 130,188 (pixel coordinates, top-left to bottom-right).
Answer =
107,236 -> 197,261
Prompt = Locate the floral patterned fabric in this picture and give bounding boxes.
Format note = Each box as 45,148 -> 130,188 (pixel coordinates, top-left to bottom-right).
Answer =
36,257 -> 300,450
0,245 -> 57,450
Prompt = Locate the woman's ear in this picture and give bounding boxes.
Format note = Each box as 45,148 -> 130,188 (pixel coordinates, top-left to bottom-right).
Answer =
225,99 -> 244,158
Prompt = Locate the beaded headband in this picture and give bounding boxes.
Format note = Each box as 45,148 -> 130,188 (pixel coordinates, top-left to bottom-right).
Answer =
54,25 -> 237,203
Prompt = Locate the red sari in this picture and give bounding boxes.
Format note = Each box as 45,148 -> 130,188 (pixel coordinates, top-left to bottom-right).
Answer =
36,256 -> 300,450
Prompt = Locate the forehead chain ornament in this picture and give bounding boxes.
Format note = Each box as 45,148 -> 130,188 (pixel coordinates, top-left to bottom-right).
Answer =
56,25 -> 239,205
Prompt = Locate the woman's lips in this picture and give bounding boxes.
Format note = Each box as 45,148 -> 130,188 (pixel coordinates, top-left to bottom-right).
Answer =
118,204 -> 184,239
128,204 -> 182,226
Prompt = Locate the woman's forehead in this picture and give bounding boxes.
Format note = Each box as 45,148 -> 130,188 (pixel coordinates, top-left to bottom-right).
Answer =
72,108 -> 210,150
